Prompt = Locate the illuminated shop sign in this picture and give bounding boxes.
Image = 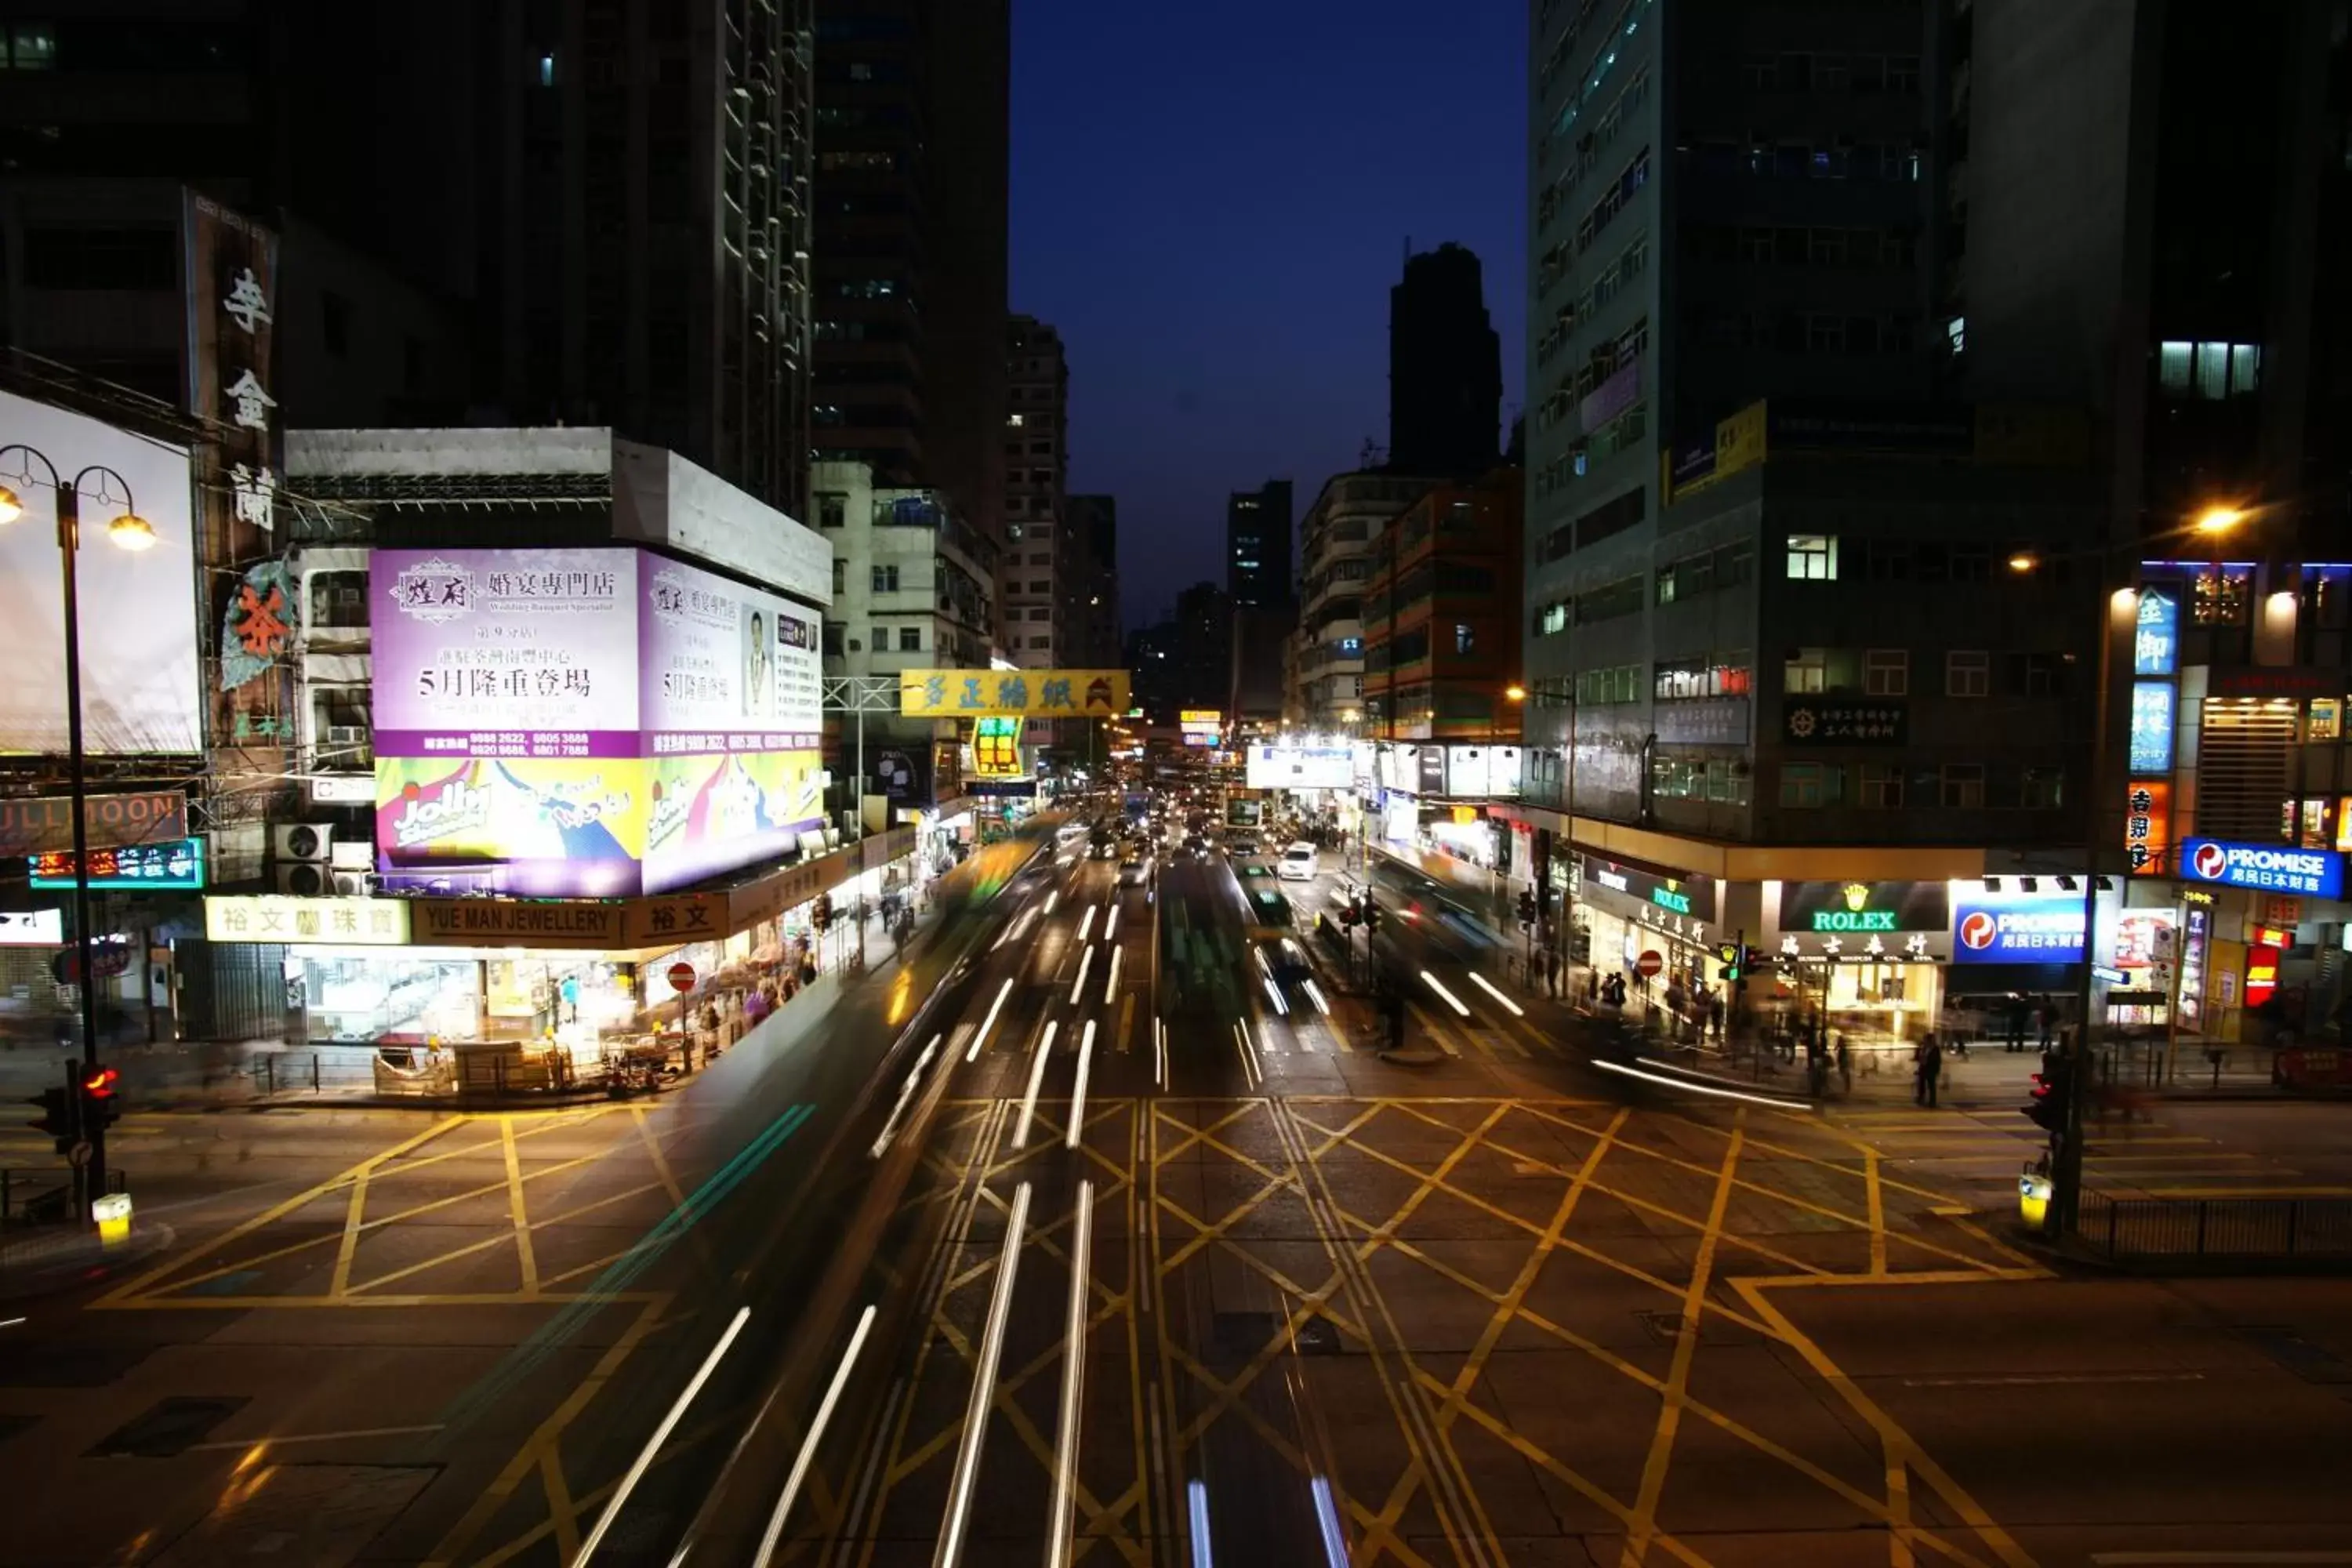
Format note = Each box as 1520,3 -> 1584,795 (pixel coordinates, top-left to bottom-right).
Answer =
1581,855 -> 1718,924
2132,587 -> 2178,676
1951,889 -> 2085,964
1780,880 -> 1949,935
30,836 -> 206,891
2129,681 -> 2175,775
2179,837 -> 2343,899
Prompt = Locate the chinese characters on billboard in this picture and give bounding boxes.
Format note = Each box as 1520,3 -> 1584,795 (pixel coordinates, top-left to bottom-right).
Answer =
370,547 -> 826,895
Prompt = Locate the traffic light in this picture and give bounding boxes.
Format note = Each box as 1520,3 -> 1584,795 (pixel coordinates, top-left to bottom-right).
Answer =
1362,899 -> 1383,933
25,1083 -> 77,1155
1516,890 -> 1537,929
1716,942 -> 1740,981
1339,902 -> 1359,928
2025,1056 -> 2072,1135
79,1065 -> 121,1134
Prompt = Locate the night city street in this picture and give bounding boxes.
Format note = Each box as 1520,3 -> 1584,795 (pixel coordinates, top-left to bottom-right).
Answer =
5,2 -> 2352,1566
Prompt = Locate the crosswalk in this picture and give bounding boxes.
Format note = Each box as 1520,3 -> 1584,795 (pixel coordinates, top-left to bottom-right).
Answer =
1823,1105 -> 2344,1197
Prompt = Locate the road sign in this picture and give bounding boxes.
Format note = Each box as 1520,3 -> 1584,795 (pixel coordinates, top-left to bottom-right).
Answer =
1635,949 -> 1664,978
666,961 -> 696,993
67,1139 -> 91,1168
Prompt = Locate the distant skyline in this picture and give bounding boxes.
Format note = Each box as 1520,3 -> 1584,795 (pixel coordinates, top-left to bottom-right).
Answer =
1008,0 -> 1526,630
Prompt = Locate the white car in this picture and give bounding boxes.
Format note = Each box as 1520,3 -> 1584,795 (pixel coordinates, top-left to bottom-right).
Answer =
1277,841 -> 1318,881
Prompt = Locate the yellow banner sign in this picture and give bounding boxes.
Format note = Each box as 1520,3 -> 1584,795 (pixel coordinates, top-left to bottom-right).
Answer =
206,895 -> 411,946
899,669 -> 1129,718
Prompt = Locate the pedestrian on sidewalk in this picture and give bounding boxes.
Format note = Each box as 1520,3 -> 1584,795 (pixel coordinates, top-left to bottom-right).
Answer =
1835,1034 -> 1853,1096
1914,1029 -> 1944,1107
2005,993 -> 2031,1053
2036,994 -> 2058,1052
1544,945 -> 1561,999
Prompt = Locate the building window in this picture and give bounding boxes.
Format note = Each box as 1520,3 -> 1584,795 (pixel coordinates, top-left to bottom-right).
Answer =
1785,534 -> 1837,580
832,558 -> 847,596
869,625 -> 887,650
1784,648 -> 1829,695
1940,764 -> 1985,808
1947,649 -> 1990,697
1454,622 -> 1475,654
871,564 -> 898,593
2021,768 -> 2064,810
1863,648 -> 1908,697
822,622 -> 844,656
1027,608 -> 1051,621
817,492 -> 847,529
537,51 -> 557,87
5,24 -> 56,68
1780,762 -> 1838,808
2021,652 -> 2065,697
898,626 -> 921,652
1858,764 -> 1904,809
1007,413 -> 1025,427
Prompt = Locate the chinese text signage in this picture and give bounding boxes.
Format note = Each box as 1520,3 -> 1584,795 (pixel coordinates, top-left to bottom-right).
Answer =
1781,699 -> 1907,746
2129,681 -> 2175,775
30,837 -> 205,891
205,895 -> 410,946
2124,781 -> 2172,876
900,670 -> 1130,718
2133,588 -> 2178,676
1780,880 -> 1950,935
2178,838 -> 2343,898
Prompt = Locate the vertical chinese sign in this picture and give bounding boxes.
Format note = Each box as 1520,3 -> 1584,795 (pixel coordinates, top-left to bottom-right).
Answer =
184,191 -> 290,832
2125,585 -> 2180,878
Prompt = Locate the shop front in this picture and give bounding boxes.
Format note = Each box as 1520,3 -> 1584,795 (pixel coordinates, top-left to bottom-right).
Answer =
1765,879 -> 1953,1049
200,835 -> 884,1094
1573,852 -> 1722,1004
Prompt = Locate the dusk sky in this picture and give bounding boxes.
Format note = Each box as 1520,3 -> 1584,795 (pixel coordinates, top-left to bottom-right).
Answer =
1008,0 -> 1528,633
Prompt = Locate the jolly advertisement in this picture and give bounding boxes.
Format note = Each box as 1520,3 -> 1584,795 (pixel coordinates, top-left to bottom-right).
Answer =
372,546 -> 825,896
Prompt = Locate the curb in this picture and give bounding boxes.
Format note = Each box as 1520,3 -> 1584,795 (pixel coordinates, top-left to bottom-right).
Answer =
0,1220 -> 178,1302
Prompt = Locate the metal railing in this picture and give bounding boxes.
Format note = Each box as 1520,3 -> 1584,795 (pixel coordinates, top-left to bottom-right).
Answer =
2079,1191 -> 2352,1261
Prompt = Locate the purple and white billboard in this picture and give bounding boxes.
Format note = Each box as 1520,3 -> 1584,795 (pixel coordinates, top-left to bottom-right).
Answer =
372,547 -> 826,898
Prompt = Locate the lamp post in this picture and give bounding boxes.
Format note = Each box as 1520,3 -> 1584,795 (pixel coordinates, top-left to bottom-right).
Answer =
0,448 -> 157,1222
2023,503 -> 2242,1236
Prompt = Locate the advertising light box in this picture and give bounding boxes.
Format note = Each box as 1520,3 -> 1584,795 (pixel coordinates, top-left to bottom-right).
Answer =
1951,887 -> 2085,964
371,547 -> 825,896
1246,745 -> 1352,789
2179,837 -> 2344,899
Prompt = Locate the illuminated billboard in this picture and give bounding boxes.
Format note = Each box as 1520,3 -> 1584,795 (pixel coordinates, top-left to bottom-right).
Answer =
899,669 -> 1129,717
371,547 -> 825,895
0,390 -> 202,755
1246,745 -> 1352,789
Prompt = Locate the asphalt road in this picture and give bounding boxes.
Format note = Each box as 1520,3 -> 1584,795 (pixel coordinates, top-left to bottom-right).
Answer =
3,829 -> 2350,1567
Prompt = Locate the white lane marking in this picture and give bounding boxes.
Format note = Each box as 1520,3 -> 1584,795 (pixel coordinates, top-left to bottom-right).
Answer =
1069,946 -> 1095,1007
1261,976 -> 1288,1016
1045,1178 -> 1097,1568
1076,905 -> 1097,943
1067,1022 -> 1097,1151
1104,946 -> 1123,1004
1155,1018 -> 1167,1090
1231,1021 -> 1261,1091
1188,1478 -> 1215,1568
1013,1022 -> 1060,1149
966,979 -> 1016,1062
1301,980 -> 1330,1016
1420,970 -> 1472,1018
1044,890 -> 1060,916
575,1305 -> 752,1566
1591,1057 -> 1812,1111
935,1181 -> 1033,1568
1468,971 -> 1525,1018
1,1316 -> 27,1329
752,1303 -> 879,1567
1105,901 -> 1121,941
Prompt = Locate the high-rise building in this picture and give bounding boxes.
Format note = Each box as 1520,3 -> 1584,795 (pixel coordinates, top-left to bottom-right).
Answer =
1389,242 -> 1501,477
811,0 -> 1011,552
1290,471 -> 1442,731
1225,479 -> 1294,607
0,2 -> 818,519
1068,494 -> 1121,668
1361,470 -> 1524,742
1000,315 -> 1069,666
1517,0 -> 2106,1023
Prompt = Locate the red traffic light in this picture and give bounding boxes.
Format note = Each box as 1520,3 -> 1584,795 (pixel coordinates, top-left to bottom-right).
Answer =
82,1066 -> 120,1098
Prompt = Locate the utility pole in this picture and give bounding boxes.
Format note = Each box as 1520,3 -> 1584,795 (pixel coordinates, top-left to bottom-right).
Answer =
2053,586 -> 2129,1236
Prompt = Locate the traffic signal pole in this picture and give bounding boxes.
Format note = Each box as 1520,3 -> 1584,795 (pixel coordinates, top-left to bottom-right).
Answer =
56,485 -> 107,1221
2051,586 -> 2125,1237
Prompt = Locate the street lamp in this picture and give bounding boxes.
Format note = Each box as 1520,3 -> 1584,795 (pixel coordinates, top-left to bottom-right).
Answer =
0,447 -> 153,1221
2193,506 -> 2245,535
1504,684 -> 1526,703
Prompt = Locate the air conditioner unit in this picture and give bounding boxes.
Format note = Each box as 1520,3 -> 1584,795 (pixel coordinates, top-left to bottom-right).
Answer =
328,871 -> 372,897
276,862 -> 333,896
328,840 -> 374,872
274,824 -> 332,862
325,725 -> 368,746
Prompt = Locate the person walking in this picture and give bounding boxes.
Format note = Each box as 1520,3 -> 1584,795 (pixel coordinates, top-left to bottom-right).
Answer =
1544,945 -> 1562,1000
2036,994 -> 2058,1053
2005,993 -> 2031,1053
1915,1029 -> 1944,1107
1835,1033 -> 1853,1096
